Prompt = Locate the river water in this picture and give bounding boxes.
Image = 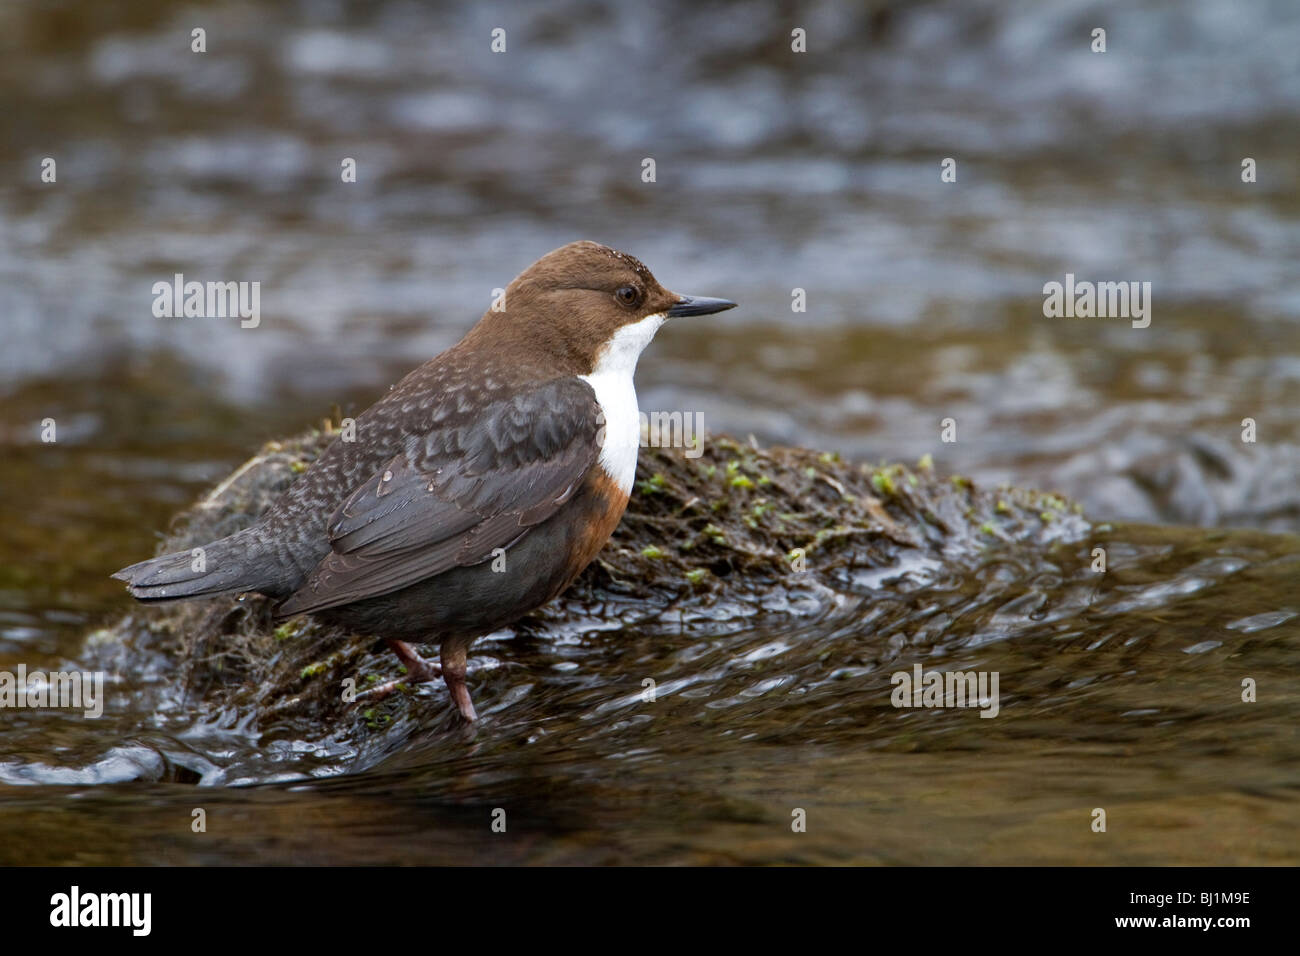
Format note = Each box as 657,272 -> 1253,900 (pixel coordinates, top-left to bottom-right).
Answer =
1,0 -> 1297,864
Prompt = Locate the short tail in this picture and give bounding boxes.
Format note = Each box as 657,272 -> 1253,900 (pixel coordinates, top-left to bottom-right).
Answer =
112,528 -> 269,603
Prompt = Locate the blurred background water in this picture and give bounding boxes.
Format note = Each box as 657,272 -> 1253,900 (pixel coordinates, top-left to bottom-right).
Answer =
0,0 -> 1297,864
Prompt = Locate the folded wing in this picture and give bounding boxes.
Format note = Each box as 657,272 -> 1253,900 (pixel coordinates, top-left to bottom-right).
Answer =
277,377 -> 602,616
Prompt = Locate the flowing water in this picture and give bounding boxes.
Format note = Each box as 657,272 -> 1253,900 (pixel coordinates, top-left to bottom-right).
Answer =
1,0 -> 1297,864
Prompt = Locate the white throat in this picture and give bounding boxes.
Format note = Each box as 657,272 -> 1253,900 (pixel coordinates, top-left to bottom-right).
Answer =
578,312 -> 666,494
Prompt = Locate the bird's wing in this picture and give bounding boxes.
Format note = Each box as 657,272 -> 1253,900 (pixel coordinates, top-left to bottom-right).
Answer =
277,377 -> 603,616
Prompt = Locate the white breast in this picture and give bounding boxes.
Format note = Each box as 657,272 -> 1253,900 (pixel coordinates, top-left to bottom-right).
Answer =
578,312 -> 666,494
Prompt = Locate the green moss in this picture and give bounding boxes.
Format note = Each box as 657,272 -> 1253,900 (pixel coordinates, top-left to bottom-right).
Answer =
641,545 -> 666,559
1040,494 -> 1068,513
637,473 -> 667,495
685,568 -> 708,586
872,470 -> 897,497
809,526 -> 853,550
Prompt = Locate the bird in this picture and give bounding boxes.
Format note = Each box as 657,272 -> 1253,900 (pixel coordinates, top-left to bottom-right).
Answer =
113,241 -> 737,722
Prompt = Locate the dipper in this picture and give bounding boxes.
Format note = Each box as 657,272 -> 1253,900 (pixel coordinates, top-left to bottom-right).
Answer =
113,241 -> 736,721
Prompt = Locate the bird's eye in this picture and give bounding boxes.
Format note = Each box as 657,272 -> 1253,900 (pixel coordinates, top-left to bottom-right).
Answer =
615,285 -> 640,307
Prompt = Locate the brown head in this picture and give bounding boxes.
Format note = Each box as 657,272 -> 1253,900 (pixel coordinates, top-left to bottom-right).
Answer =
461,240 -> 736,377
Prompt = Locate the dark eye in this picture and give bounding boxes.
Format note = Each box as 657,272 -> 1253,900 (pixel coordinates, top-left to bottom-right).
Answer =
615,285 -> 640,307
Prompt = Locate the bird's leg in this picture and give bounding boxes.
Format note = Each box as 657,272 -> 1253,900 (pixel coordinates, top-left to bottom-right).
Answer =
354,639 -> 442,701
387,639 -> 442,682
441,640 -> 478,722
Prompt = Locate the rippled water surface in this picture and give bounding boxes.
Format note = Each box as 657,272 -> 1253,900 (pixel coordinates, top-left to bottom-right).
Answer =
1,0 -> 1298,864
3,521 -> 1298,864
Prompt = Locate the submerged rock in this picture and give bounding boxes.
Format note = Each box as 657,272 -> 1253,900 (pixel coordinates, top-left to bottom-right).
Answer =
99,424 -> 1088,749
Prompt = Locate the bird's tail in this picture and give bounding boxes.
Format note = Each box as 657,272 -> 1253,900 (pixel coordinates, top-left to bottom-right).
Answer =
112,528 -> 270,603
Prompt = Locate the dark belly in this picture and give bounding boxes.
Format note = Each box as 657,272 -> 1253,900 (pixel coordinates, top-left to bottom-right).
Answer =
316,468 -> 629,642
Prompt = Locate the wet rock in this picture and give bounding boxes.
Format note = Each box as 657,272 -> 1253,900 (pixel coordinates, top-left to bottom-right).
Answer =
97,425 -> 1090,738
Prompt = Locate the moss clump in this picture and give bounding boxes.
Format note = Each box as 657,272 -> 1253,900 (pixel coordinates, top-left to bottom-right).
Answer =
637,473 -> 668,495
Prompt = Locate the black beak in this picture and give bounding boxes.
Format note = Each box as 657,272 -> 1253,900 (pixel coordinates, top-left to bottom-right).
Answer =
667,294 -> 737,318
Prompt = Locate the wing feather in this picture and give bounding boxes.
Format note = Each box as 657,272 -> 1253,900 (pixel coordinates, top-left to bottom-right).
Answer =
277,378 -> 602,616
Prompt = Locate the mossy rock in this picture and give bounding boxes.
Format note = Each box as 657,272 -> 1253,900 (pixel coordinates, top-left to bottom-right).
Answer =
99,426 -> 1089,733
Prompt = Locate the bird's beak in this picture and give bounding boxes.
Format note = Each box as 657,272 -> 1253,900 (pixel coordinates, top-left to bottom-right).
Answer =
667,294 -> 737,318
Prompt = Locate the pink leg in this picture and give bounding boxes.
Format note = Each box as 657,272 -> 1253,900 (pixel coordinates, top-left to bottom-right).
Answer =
355,639 -> 442,701
388,639 -> 441,682
441,641 -> 478,722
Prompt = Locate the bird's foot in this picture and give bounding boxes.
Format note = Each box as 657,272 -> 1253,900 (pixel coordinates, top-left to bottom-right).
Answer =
352,639 -> 478,723
353,640 -> 442,702
445,674 -> 478,722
